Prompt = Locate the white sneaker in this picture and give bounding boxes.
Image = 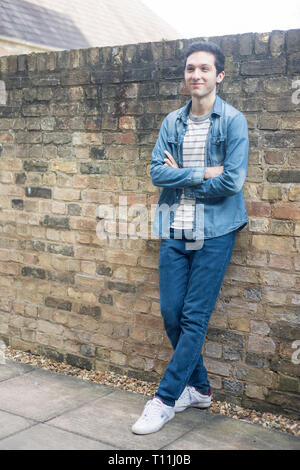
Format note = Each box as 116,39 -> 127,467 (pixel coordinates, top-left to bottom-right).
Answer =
174,386 -> 212,412
131,397 -> 175,435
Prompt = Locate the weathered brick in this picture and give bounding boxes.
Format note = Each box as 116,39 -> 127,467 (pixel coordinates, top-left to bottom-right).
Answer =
270,31 -> 285,56
80,162 -> 108,174
45,297 -> 72,311
270,322 -> 300,341
267,170 -> 300,183
65,353 -> 93,370
96,264 -> 112,276
11,199 -> 24,210
223,347 -> 242,362
246,352 -> 266,368
278,373 -> 299,392
254,32 -> 269,55
105,250 -> 138,267
234,365 -> 276,387
247,335 -> 276,355
289,186 -> 300,202
262,185 -> 282,201
248,217 -> 269,233
42,215 -> 70,229
252,235 -> 296,254
270,220 -> 294,236
259,113 -> 280,130
20,240 -> 45,252
98,294 -> 113,305
47,243 -> 74,257
79,305 -> 101,319
228,316 -> 250,333
0,261 -> 18,275
241,57 -> 286,75
243,287 -> 262,301
224,379 -> 244,395
90,146 -> 105,160
108,281 -> 137,294
103,132 -> 136,145
273,203 -> 300,221
264,150 -> 286,165
206,328 -> 245,349
49,161 -> 77,173
48,271 -> 75,285
25,187 -> 51,199
53,188 -> 80,201
67,204 -> 81,216
245,201 -> 271,217
205,341 -> 222,359
119,116 -> 136,130
70,218 -> 97,231
21,266 -> 46,279
205,358 -> 232,377
263,133 -> 300,148
73,132 -> 103,145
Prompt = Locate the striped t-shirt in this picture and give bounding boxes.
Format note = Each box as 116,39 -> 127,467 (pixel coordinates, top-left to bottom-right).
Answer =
171,111 -> 211,230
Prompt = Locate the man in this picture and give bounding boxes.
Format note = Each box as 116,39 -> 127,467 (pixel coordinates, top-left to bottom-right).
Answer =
132,41 -> 249,435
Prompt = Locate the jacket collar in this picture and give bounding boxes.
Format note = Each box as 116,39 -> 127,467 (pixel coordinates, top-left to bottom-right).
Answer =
178,94 -> 223,123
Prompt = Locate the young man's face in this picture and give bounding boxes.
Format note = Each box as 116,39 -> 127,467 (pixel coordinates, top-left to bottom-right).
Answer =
184,51 -> 225,99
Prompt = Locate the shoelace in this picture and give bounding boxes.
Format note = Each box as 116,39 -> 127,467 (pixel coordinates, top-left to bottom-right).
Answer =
139,398 -> 167,422
179,385 -> 193,402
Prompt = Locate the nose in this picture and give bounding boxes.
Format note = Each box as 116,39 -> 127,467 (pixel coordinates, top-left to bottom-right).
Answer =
192,68 -> 202,81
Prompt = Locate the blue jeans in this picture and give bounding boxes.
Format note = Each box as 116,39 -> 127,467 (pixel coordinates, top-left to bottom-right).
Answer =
155,228 -> 237,407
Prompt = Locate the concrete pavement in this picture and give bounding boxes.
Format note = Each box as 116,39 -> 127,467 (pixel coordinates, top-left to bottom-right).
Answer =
0,359 -> 299,450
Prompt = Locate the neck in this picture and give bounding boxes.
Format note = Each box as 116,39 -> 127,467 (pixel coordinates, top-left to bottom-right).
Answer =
191,91 -> 216,116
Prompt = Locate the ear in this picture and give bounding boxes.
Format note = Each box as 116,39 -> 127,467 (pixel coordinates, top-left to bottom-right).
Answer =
216,71 -> 225,84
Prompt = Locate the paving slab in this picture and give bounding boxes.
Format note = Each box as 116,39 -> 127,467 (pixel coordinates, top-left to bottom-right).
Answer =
0,363 -> 115,421
0,423 -> 117,450
47,388 -> 194,450
0,409 -> 35,440
0,360 -> 299,450
0,360 -> 34,382
165,412 -> 300,450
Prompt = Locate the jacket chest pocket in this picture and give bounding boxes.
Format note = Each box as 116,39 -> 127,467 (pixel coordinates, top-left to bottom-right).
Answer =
209,136 -> 225,164
167,136 -> 179,161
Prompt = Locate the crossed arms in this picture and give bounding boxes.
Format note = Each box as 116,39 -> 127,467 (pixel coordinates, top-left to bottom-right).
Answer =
150,113 -> 249,198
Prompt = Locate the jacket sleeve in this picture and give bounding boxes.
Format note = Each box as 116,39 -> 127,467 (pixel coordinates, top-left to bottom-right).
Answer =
191,113 -> 249,199
150,116 -> 207,188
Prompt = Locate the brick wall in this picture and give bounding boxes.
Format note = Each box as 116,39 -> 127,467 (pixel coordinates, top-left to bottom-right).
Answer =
0,30 -> 299,418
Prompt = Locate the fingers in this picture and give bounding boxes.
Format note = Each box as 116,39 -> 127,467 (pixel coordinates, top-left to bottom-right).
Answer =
164,150 -> 179,168
164,157 -> 174,166
164,150 -> 176,164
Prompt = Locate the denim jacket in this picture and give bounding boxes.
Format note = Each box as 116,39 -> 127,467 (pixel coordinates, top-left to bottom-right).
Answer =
150,94 -> 249,239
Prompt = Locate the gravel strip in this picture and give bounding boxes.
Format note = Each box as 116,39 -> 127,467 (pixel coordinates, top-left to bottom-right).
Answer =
3,345 -> 300,437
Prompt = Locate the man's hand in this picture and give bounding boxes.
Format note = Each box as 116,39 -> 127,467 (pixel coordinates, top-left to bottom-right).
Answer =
163,151 -> 223,180
204,166 -> 224,179
163,150 -> 179,168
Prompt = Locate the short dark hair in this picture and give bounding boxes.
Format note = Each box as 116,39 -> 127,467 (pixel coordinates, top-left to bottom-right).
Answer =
184,41 -> 225,75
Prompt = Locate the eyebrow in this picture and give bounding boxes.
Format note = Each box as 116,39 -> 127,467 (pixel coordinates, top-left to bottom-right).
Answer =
186,63 -> 213,67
